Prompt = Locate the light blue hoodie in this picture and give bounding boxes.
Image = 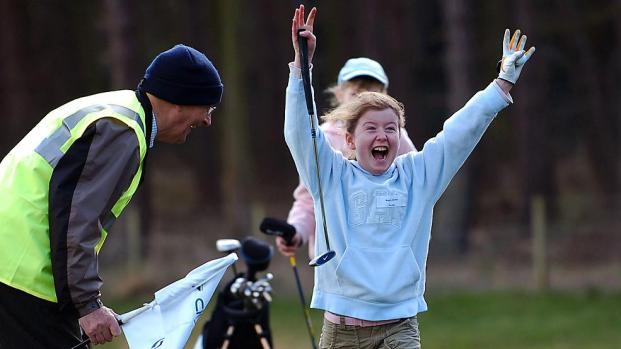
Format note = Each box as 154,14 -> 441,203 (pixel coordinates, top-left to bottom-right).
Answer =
284,64 -> 511,321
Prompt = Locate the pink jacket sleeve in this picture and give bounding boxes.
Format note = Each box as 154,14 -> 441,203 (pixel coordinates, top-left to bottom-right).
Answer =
398,127 -> 417,154
287,181 -> 316,257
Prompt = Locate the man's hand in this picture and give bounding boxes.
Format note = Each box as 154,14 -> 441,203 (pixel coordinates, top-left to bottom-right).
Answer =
292,4 -> 317,69
78,306 -> 122,345
276,233 -> 303,257
498,29 -> 535,84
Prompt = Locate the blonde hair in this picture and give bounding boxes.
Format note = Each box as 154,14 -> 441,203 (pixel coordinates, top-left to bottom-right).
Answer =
324,77 -> 387,107
322,92 -> 405,136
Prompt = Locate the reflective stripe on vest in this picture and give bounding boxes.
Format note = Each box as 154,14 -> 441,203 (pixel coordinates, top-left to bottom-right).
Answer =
101,211 -> 116,234
35,104 -> 144,168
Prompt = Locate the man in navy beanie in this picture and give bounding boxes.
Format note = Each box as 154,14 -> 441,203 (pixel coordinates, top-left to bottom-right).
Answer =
0,44 -> 223,348
139,44 -> 224,143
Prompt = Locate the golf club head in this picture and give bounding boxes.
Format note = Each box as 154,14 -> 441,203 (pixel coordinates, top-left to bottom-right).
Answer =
308,250 -> 336,267
241,237 -> 273,281
260,217 -> 296,245
216,239 -> 241,253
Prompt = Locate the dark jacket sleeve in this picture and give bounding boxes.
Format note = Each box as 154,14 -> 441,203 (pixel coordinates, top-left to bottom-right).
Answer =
48,118 -> 141,317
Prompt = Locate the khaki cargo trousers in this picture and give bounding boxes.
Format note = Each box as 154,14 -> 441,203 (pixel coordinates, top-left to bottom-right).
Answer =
319,316 -> 421,349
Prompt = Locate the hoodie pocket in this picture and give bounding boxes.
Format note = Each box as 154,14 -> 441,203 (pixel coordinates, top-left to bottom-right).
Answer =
335,246 -> 420,304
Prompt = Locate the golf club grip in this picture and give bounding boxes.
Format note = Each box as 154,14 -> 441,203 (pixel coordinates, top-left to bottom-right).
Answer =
297,29 -> 314,115
260,217 -> 296,245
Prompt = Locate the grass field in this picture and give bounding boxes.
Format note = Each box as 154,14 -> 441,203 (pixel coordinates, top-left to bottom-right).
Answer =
100,290 -> 621,349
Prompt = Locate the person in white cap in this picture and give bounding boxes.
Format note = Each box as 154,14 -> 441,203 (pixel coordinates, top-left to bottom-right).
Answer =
276,59 -> 416,259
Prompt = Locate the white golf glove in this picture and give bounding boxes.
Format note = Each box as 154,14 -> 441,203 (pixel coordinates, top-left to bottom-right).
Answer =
498,29 -> 535,84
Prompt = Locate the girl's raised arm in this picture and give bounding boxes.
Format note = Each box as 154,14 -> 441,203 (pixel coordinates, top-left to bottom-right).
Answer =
291,5 -> 317,69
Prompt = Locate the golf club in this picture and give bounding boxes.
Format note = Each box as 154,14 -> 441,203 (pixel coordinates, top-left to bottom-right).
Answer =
297,28 -> 336,267
217,238 -> 241,276
70,339 -> 90,349
260,217 -> 317,349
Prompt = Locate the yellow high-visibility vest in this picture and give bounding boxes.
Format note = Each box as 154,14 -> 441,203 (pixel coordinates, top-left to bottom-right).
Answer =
0,90 -> 147,302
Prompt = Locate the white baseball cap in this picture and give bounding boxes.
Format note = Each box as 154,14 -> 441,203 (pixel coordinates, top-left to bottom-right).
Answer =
337,57 -> 389,88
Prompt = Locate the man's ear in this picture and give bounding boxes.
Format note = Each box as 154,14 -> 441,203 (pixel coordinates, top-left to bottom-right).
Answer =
345,131 -> 355,151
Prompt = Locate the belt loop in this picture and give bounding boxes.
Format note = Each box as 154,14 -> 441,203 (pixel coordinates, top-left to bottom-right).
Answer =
339,315 -> 346,325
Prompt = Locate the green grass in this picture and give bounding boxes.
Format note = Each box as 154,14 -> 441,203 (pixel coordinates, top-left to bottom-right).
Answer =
101,291 -> 621,349
419,291 -> 621,349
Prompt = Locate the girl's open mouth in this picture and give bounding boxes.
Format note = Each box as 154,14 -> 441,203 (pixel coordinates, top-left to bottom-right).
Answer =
372,146 -> 388,160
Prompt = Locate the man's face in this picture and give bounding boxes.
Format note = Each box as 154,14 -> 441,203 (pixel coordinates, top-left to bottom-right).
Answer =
346,108 -> 401,175
156,105 -> 215,144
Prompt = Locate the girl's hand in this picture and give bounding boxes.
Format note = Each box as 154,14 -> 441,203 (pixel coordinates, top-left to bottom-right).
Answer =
276,234 -> 303,257
291,5 -> 317,69
497,29 -> 535,85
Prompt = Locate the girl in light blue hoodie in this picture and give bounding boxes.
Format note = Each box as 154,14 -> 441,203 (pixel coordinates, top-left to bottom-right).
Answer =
285,5 -> 535,348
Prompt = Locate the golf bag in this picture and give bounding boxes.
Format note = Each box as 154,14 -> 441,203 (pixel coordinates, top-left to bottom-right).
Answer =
200,237 -> 274,349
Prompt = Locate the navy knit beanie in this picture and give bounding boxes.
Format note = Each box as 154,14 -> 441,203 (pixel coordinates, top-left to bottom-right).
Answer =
142,44 -> 223,106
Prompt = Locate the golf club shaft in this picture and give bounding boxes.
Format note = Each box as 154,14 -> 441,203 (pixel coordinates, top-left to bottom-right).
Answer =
308,119 -> 331,252
70,338 -> 89,349
298,29 -> 332,252
290,256 -> 318,349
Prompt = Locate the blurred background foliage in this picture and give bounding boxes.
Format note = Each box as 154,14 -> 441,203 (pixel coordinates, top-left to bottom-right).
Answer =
1,0 -> 620,347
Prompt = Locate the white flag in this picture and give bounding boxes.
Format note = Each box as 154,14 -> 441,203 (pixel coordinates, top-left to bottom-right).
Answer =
120,253 -> 238,349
